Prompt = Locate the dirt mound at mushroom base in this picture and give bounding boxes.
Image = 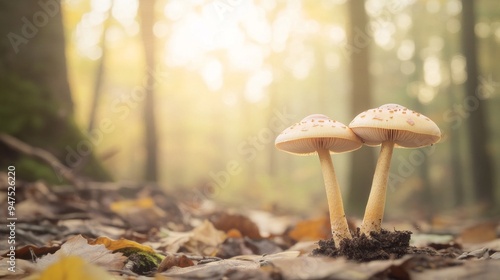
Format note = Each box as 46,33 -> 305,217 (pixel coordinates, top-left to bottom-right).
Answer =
312,229 -> 412,262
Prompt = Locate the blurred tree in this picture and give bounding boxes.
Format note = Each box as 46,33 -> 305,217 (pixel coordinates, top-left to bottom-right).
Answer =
0,0 -> 110,182
461,0 -> 495,209
139,0 -> 159,182
346,0 -> 376,217
441,13 -> 465,207
87,0 -> 113,133
409,3 -> 434,221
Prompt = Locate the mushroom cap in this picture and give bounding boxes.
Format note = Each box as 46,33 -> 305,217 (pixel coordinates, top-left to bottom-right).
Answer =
275,114 -> 363,155
349,103 -> 441,148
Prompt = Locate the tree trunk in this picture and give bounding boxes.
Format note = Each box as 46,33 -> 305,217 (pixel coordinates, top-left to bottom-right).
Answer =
88,1 -> 113,133
346,0 -> 376,217
139,0 -> 159,182
409,3 -> 434,221
0,0 -> 111,183
461,0 -> 495,208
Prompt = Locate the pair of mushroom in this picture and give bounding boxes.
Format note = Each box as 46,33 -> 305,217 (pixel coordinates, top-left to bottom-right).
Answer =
275,104 -> 441,246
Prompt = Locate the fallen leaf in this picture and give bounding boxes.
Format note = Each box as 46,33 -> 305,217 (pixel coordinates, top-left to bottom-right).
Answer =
217,237 -> 254,258
243,237 -> 283,255
409,259 -> 500,280
157,254 -> 194,273
157,229 -> 193,253
0,258 -> 36,277
459,222 -> 497,244
110,197 -> 167,230
227,228 -> 243,238
161,259 -> 260,278
35,235 -> 126,271
90,236 -> 156,253
26,255 -> 117,280
288,217 -> 331,241
1,244 -> 60,260
457,247 -> 500,260
155,221 -> 227,259
271,255 -> 412,280
183,220 -> 227,256
90,236 -> 164,275
211,212 -> 262,239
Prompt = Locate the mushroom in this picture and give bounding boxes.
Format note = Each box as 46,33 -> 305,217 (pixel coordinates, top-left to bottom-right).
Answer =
349,104 -> 441,236
275,114 -> 362,245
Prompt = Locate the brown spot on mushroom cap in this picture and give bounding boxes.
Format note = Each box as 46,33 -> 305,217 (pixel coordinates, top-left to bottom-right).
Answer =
275,114 -> 362,155
349,104 -> 441,148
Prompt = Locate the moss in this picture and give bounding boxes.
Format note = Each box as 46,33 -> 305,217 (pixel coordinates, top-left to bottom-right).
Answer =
114,247 -> 164,275
0,74 -> 58,135
0,74 -> 112,182
13,157 -> 62,184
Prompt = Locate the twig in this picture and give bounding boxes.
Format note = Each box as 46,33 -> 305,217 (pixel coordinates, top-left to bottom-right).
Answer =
0,133 -> 83,188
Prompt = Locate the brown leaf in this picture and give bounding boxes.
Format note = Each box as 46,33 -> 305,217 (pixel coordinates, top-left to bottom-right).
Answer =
459,222 -> 497,244
211,212 -> 262,239
1,244 -> 60,260
157,254 -> 194,273
288,217 -> 331,241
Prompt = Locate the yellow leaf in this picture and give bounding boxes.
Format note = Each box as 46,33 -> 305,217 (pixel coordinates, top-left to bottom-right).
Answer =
109,197 -> 166,229
90,236 -> 155,253
28,255 -> 116,280
110,197 -> 155,213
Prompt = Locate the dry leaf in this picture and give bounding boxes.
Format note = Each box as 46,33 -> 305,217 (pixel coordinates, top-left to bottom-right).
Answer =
26,255 -> 117,280
35,235 -> 126,271
158,220 -> 226,255
110,197 -> 157,212
0,258 -> 36,277
157,254 -> 194,273
271,255 -> 412,280
288,217 -> 331,241
90,236 -> 155,253
110,197 -> 167,229
184,220 -> 227,256
162,259 -> 260,278
409,258 -> 500,280
158,230 -> 193,253
1,244 -> 60,260
459,222 -> 497,244
211,212 -> 262,239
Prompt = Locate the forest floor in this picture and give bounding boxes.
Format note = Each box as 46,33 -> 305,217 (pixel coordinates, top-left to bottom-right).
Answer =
0,174 -> 499,279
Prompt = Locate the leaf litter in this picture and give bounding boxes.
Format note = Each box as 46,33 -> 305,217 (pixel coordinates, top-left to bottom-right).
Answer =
0,175 -> 499,279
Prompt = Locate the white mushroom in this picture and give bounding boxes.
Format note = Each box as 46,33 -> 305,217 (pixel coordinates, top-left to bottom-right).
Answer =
349,104 -> 441,236
275,114 -> 362,246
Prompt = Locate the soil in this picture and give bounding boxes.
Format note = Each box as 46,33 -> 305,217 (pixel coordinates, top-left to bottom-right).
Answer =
312,228 -> 415,262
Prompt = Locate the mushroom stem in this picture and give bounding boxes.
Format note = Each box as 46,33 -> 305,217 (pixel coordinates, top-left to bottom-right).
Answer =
360,141 -> 395,236
317,148 -> 352,245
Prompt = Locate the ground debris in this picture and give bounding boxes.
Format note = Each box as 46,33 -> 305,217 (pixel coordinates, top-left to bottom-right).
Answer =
1,176 -> 500,279
312,228 -> 412,261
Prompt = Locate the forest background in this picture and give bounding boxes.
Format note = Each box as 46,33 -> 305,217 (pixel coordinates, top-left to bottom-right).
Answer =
1,0 -> 499,223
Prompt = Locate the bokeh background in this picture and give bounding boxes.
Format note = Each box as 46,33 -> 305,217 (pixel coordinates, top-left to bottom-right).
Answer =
1,0 -> 499,222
